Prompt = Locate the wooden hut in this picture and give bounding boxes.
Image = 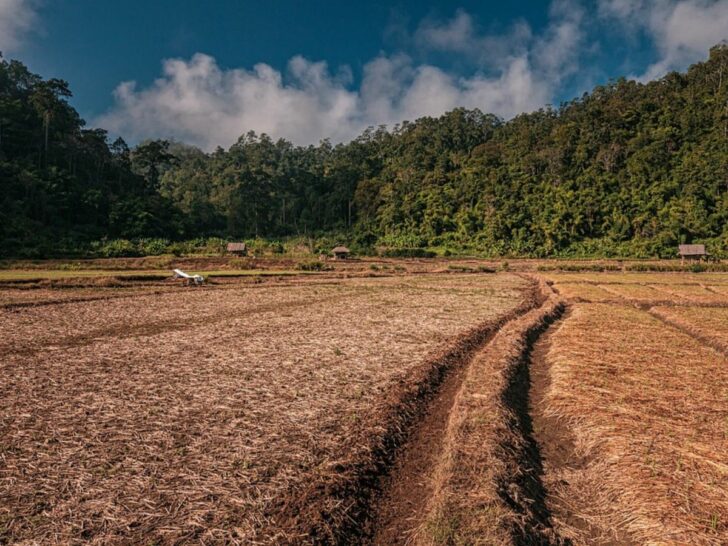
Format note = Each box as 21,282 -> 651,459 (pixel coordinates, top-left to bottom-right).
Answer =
678,244 -> 707,263
226,242 -> 248,256
332,246 -> 351,260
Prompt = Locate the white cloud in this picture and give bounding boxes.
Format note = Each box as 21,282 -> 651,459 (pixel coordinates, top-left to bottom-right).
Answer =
0,0 -> 37,53
97,51 -> 556,150
599,0 -> 728,80
96,54 -> 362,150
91,1 -> 587,149
413,8 -> 533,70
415,9 -> 479,53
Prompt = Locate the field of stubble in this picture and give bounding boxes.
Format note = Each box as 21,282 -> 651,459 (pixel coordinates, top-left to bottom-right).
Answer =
0,273 -> 529,544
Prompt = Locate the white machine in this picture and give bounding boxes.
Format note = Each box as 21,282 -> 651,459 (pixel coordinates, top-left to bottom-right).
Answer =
172,269 -> 205,286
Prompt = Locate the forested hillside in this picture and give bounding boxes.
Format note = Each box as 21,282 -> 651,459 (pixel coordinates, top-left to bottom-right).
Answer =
2,46 -> 727,258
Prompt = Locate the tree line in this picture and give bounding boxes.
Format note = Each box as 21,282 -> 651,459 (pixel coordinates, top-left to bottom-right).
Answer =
1,46 -> 727,258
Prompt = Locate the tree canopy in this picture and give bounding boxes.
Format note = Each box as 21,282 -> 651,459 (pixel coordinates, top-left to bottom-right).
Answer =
2,46 -> 727,258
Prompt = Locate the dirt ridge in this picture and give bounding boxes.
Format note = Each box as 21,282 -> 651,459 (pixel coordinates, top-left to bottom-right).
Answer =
647,307 -> 728,357
412,279 -> 568,545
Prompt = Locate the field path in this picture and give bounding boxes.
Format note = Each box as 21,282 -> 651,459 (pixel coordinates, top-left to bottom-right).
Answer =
368,334 -> 491,545
367,278 -> 571,545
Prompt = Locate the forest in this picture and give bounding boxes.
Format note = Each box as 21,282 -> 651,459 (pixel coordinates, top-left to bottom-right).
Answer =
1,46 -> 727,258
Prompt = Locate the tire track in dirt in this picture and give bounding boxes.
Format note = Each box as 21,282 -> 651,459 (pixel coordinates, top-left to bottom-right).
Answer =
365,280 -> 573,546
272,282 -> 544,545
367,331 -> 496,546
530,308 -> 634,545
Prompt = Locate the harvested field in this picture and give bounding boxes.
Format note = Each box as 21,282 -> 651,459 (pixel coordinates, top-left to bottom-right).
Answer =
0,273 -> 532,544
541,272 -> 728,285
0,285 -> 190,308
551,282 -> 614,302
595,282 -> 662,301
4,264 -> 728,545
649,283 -> 728,304
536,303 -> 728,544
650,306 -> 728,355
707,284 -> 728,296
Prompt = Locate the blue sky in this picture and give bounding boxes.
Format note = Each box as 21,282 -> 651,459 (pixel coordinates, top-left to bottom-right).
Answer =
2,0 -> 728,148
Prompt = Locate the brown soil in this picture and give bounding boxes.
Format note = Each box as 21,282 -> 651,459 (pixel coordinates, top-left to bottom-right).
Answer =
368,348 -> 475,545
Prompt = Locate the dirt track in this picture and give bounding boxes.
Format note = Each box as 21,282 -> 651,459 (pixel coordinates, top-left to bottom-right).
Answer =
367,279 -> 570,545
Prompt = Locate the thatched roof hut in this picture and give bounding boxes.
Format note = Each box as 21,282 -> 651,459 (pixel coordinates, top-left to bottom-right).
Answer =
226,242 -> 247,256
332,246 -> 350,259
678,244 -> 707,262
678,244 -> 707,257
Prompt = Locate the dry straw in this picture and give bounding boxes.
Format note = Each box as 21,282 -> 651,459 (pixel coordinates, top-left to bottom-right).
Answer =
0,274 -> 529,544
542,303 -> 728,544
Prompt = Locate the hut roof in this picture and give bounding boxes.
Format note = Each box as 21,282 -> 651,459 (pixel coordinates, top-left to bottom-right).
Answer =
227,242 -> 247,252
678,244 -> 707,256
332,246 -> 350,254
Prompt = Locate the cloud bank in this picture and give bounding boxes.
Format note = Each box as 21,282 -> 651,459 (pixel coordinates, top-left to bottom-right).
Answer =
96,0 -> 728,150
0,0 -> 38,53
599,0 -> 728,80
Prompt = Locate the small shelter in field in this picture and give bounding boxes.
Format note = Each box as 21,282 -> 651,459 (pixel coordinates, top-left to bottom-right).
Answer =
678,244 -> 707,263
332,246 -> 350,260
226,242 -> 247,256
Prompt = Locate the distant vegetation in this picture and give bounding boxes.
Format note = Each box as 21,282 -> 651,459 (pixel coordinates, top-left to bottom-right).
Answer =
2,46 -> 727,258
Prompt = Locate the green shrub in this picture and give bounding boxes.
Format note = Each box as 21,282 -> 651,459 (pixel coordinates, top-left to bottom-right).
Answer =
295,260 -> 331,271
94,239 -> 139,257
625,262 -> 728,272
137,238 -> 170,256
380,247 -> 437,258
536,263 -> 620,272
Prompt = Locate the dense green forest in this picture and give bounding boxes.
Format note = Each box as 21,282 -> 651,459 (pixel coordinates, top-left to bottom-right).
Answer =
2,46 -> 727,258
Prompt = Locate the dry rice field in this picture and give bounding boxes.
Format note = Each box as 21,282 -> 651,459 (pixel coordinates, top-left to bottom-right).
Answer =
535,271 -> 728,545
2,265 -> 727,545
1,273 -> 531,544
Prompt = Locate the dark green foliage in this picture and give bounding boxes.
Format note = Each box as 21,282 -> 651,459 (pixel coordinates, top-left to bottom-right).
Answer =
536,264 -> 621,272
379,248 -> 438,258
2,47 -> 727,258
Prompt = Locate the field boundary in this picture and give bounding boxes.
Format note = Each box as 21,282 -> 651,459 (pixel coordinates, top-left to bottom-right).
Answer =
647,307 -> 728,357
268,279 -> 545,544
7,294 -> 355,356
